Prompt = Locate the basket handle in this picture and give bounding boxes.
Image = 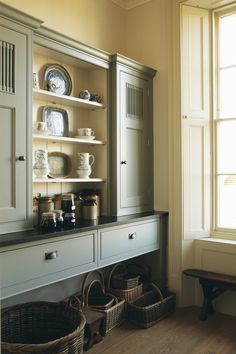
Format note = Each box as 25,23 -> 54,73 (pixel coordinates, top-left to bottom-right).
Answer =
67,294 -> 83,311
84,279 -> 105,307
151,283 -> 164,301
81,270 -> 105,307
107,262 -> 126,288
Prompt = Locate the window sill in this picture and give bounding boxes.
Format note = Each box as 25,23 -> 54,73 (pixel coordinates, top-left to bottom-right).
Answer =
195,237 -> 236,254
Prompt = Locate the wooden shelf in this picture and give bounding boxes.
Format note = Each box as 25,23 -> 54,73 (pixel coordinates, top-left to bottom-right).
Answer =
33,88 -> 105,109
33,134 -> 105,145
33,178 -> 105,183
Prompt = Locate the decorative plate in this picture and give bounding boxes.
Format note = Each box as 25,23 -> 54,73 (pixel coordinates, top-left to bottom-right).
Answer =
44,64 -> 72,95
74,135 -> 96,140
43,106 -> 69,137
48,152 -> 72,178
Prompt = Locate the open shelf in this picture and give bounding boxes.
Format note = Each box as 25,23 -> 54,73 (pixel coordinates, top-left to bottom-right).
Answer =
33,88 -> 105,109
33,178 -> 106,183
33,134 -> 105,145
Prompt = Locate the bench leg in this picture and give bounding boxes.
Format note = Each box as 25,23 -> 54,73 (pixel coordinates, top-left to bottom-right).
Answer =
199,282 -> 215,320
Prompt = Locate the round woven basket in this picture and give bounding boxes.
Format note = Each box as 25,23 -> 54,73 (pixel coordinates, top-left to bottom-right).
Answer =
1,301 -> 86,354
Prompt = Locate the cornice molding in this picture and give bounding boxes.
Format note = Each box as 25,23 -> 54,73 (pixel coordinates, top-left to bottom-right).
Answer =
112,0 -> 151,10
0,1 -> 43,29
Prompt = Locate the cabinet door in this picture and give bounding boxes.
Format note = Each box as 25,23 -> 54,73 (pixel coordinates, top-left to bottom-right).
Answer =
0,24 -> 28,228
120,72 -> 152,211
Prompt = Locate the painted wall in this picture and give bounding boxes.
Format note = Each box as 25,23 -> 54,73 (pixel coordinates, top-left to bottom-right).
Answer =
1,0 -> 126,54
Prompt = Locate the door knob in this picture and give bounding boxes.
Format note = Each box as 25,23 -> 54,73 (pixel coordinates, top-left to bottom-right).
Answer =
121,161 -> 127,165
18,156 -> 26,161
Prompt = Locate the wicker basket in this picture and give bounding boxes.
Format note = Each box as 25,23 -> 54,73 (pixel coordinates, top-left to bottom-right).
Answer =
107,263 -> 143,302
1,301 -> 86,354
68,270 -> 125,336
111,272 -> 140,290
126,283 -> 176,328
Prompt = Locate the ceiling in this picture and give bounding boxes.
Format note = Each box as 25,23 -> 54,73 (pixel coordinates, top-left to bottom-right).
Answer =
112,0 -> 236,9
111,0 -> 151,10
182,0 -> 236,9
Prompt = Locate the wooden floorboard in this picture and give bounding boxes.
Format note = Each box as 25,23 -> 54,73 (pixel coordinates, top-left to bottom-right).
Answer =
88,307 -> 236,354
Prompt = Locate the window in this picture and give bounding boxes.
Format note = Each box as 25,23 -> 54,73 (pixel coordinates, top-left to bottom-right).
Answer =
214,8 -> 236,232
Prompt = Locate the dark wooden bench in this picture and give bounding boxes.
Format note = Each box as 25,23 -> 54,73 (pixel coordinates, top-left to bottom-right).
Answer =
183,269 -> 236,320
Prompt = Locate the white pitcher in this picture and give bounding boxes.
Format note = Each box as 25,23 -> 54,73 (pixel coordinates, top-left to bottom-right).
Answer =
77,153 -> 95,168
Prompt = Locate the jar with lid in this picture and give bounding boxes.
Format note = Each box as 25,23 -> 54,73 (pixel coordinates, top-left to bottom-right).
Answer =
40,212 -> 56,232
38,196 -> 54,221
82,189 -> 100,216
53,210 -> 64,229
83,198 -> 98,220
61,193 -> 75,213
63,212 -> 76,229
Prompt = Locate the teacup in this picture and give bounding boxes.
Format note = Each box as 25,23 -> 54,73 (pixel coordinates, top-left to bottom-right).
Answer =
78,153 -> 95,167
33,121 -> 48,134
77,128 -> 94,137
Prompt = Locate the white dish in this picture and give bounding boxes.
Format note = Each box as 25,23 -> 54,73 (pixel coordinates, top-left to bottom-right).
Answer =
74,135 -> 95,140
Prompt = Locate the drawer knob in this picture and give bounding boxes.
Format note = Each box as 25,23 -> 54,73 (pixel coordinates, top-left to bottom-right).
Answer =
45,251 -> 58,260
129,232 -> 136,240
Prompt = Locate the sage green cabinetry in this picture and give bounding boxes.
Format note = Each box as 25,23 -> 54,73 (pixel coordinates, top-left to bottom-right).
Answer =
0,4 -> 42,234
110,54 -> 156,216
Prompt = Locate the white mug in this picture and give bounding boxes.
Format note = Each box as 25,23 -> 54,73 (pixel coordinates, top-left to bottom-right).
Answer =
77,128 -> 94,137
78,153 -> 95,167
33,121 -> 48,133
33,72 -> 40,89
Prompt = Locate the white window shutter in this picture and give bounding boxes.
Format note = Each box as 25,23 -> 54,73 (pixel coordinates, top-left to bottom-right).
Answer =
181,5 -> 211,240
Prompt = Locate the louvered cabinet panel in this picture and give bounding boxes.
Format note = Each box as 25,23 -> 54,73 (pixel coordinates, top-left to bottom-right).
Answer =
0,21 -> 31,233
110,55 -> 156,216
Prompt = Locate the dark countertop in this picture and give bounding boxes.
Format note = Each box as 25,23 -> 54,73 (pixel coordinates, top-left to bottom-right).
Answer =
0,211 -> 168,248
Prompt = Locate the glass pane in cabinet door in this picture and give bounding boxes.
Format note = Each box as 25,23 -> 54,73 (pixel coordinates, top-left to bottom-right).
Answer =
219,13 -> 236,67
217,120 -> 236,173
217,175 -> 236,228
219,68 -> 236,118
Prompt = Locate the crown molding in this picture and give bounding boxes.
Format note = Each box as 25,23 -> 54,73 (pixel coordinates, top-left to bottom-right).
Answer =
112,0 -> 151,10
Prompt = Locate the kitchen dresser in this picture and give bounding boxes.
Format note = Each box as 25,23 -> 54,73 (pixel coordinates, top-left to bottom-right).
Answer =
0,2 -> 167,308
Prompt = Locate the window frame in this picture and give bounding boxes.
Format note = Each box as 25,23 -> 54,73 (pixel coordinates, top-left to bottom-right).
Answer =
212,5 -> 236,240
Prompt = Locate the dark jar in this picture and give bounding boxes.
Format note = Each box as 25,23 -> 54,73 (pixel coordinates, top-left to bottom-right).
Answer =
63,212 -> 76,229
53,210 -> 64,229
40,212 -> 56,232
61,193 -> 75,213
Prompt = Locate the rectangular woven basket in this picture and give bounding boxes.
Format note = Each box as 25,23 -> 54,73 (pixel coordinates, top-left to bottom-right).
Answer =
106,263 -> 144,302
127,283 -> 176,328
67,270 -> 125,336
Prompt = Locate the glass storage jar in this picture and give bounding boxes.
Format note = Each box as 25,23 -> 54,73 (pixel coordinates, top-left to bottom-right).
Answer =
61,193 -> 75,213
63,212 -> 76,229
40,212 -> 56,232
53,210 -> 64,229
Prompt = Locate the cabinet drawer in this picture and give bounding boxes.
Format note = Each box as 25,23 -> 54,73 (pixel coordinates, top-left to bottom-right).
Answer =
0,232 -> 97,299
98,220 -> 160,266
